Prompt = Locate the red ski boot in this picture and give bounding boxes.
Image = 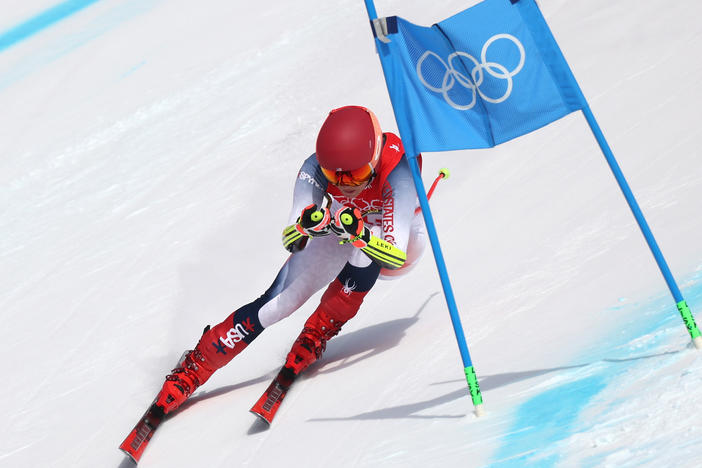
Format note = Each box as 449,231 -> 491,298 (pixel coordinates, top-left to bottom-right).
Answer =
122,308 -> 264,461
155,307 -> 263,414
250,315 -> 343,425
155,347 -> 215,414
285,327 -> 327,374
285,277 -> 366,374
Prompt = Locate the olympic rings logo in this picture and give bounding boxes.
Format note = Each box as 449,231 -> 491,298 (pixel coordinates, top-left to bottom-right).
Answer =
416,34 -> 526,110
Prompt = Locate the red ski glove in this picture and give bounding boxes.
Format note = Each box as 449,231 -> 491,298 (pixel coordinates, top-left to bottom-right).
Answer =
298,204 -> 332,237
329,206 -> 371,248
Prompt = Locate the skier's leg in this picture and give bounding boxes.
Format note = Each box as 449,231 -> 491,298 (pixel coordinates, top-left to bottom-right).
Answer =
155,235 -> 350,413
285,249 -> 382,374
186,234 -> 350,369
155,295 -> 270,413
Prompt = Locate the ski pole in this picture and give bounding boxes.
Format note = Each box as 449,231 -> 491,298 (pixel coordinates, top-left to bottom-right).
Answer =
415,168 -> 450,215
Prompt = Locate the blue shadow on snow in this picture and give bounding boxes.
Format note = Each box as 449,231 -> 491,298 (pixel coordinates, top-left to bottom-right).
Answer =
489,269 -> 702,467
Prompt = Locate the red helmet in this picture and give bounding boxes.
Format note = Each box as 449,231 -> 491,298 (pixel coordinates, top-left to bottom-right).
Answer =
316,106 -> 382,185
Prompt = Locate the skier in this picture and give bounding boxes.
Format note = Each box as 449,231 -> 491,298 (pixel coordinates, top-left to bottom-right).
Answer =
154,105 -> 426,415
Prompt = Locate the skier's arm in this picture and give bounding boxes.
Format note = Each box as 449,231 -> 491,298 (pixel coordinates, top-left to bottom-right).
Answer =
282,155 -> 330,252
286,155 -> 329,224
330,206 -> 406,269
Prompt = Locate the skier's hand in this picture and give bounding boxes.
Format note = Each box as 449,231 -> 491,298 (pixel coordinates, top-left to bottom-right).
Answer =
282,224 -> 308,252
329,206 -> 371,248
282,204 -> 331,252
298,204 -> 331,237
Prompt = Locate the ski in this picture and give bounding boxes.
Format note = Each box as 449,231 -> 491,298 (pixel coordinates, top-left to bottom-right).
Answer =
250,366 -> 297,425
119,403 -> 165,464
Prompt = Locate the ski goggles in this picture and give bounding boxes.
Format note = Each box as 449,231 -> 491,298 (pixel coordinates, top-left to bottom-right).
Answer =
320,163 -> 375,187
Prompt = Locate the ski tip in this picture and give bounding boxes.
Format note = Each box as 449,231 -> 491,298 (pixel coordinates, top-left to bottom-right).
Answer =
119,446 -> 139,465
247,410 -> 273,435
249,408 -> 273,426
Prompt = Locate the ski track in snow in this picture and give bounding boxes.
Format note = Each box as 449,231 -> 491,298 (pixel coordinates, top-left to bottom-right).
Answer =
2,0 -> 702,467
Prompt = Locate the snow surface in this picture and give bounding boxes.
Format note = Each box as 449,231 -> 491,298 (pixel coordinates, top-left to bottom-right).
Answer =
2,0 -> 702,467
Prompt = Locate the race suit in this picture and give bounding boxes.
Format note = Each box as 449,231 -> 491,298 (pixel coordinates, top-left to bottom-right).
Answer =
195,133 -> 426,370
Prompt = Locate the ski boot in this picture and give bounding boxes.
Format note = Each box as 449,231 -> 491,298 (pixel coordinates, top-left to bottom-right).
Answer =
154,307 -> 262,414
155,346 -> 216,414
285,308 -> 346,375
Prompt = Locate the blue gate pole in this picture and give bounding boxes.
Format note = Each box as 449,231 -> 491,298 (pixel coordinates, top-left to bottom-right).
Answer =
407,154 -> 484,413
363,0 -> 484,413
581,105 -> 702,349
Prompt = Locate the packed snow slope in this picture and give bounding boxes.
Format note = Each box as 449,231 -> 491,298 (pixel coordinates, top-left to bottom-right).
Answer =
2,0 -> 701,467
